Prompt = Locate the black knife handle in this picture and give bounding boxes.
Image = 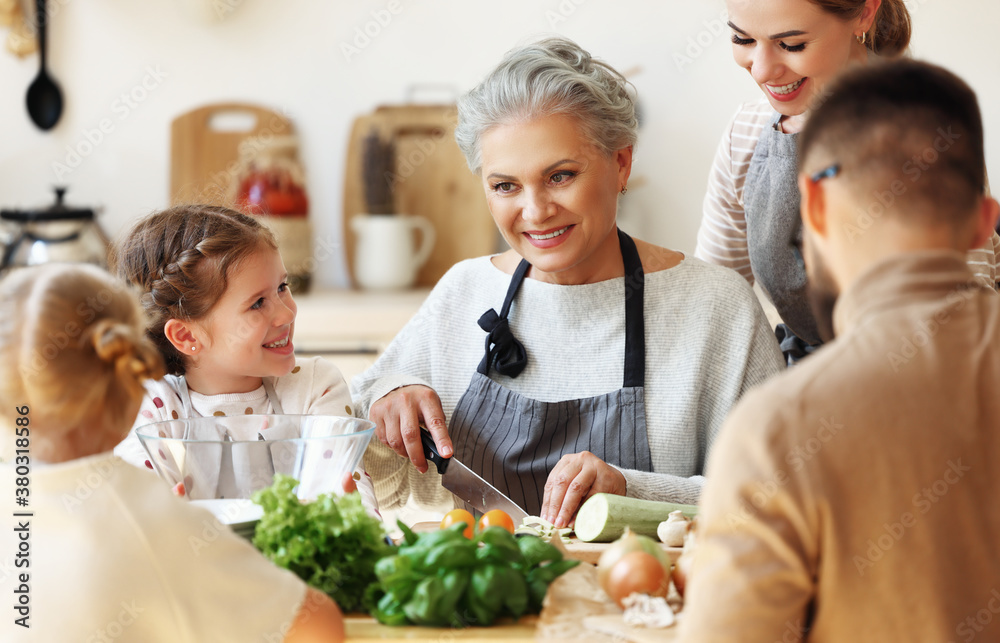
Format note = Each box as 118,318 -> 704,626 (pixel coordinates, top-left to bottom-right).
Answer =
420,427 -> 450,475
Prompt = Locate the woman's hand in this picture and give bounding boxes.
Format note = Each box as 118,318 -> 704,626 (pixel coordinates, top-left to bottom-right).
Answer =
369,385 -> 452,473
541,451 -> 627,528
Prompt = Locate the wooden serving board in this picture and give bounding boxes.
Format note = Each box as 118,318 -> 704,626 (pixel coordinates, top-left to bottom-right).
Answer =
170,102 -> 294,205
345,615 -> 537,642
563,538 -> 683,565
583,615 -> 679,643
342,104 -> 500,288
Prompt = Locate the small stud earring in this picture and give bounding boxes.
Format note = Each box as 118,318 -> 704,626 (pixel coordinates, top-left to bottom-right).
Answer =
191,345 -> 197,352
620,186 -> 628,195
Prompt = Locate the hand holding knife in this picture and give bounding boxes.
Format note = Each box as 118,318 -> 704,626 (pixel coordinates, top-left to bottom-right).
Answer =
419,427 -> 528,524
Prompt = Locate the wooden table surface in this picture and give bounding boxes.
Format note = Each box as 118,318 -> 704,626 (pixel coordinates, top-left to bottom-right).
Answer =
344,615 -> 537,641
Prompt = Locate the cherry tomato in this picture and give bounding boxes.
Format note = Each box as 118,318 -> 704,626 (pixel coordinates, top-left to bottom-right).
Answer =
477,509 -> 515,534
440,509 -> 475,539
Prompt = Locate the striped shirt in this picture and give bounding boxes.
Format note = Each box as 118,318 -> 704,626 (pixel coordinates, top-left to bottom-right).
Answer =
695,98 -> 999,291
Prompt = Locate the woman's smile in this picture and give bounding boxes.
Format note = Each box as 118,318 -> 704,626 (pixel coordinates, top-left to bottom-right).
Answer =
767,77 -> 807,99
525,225 -> 574,247
479,113 -> 631,285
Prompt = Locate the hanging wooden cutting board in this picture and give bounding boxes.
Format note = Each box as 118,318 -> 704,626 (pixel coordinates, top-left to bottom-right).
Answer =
170,102 -> 294,205
342,104 -> 499,288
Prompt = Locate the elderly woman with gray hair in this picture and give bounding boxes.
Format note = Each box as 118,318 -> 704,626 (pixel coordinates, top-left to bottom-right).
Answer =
352,37 -> 783,526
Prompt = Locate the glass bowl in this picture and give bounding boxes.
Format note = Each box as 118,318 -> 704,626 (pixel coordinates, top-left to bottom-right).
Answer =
135,414 -> 374,502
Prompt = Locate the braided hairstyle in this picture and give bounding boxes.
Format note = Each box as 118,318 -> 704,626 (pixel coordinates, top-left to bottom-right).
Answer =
0,264 -> 165,457
108,205 -> 277,375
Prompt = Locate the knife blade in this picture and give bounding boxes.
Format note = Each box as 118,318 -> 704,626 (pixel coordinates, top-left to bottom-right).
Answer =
420,428 -> 529,523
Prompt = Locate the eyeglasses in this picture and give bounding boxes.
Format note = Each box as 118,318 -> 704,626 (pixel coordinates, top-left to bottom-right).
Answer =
810,163 -> 841,183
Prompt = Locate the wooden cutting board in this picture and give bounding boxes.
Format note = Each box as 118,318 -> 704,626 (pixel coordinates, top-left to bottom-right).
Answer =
342,104 -> 499,288
563,538 -> 683,565
344,615 -> 537,642
170,102 -> 294,205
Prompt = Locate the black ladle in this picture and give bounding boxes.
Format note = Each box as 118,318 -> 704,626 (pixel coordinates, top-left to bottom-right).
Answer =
25,0 -> 63,130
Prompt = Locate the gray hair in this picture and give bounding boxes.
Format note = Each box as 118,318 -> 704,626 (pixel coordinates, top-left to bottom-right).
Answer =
455,37 -> 638,174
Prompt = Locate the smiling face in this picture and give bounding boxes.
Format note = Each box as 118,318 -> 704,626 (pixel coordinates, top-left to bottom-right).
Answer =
726,0 -> 871,119
479,113 -> 632,285
184,245 -> 297,395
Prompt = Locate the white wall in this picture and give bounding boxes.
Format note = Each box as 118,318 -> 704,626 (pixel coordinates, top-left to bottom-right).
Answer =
1,0 -> 997,288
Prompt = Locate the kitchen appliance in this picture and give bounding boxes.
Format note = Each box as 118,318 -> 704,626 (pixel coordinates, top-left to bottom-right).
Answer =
420,428 -> 529,522
351,213 -> 435,290
0,187 -> 108,272
136,414 -> 375,502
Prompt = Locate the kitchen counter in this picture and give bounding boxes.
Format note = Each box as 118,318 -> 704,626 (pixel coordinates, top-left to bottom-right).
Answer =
345,615 -> 537,641
293,288 -> 430,381
294,288 -> 430,352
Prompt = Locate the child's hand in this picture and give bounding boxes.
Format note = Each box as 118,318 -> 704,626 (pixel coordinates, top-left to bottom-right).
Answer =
341,473 -> 357,494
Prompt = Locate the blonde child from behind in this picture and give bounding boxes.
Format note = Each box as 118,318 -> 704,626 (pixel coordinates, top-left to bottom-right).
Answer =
111,205 -> 377,511
0,263 -> 344,643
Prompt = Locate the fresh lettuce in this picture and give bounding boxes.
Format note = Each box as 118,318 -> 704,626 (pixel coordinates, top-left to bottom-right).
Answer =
252,474 -> 392,613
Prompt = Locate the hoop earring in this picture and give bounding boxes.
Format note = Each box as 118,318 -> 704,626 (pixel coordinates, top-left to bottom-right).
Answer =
856,32 -> 867,45
620,186 -> 628,195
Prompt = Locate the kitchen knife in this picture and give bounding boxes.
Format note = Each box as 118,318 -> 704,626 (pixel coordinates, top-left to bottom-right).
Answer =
420,428 -> 529,523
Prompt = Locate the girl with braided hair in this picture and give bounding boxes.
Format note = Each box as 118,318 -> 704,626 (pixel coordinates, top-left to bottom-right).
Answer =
0,264 -> 345,642
109,204 -> 377,514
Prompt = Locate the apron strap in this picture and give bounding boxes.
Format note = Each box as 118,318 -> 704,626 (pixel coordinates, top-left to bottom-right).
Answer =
178,376 -> 284,416
618,229 -> 645,388
262,378 -> 285,414
476,259 -> 531,377
476,229 -> 646,387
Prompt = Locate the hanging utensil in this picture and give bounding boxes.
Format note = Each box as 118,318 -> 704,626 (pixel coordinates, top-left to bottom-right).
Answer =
25,0 -> 63,130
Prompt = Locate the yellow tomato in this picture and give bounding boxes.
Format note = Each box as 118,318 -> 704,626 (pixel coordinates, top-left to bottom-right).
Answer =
477,509 -> 515,534
440,509 -> 475,538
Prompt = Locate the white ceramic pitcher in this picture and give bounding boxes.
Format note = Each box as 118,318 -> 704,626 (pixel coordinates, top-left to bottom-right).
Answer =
351,214 -> 435,290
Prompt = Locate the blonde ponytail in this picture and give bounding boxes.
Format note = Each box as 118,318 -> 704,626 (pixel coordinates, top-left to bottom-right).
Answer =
0,265 -> 165,452
89,319 -> 164,401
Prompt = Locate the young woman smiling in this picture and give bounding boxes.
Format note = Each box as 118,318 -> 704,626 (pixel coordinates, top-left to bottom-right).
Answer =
695,0 -> 1000,363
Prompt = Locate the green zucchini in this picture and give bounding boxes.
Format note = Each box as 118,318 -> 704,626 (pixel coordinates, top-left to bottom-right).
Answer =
574,493 -> 698,543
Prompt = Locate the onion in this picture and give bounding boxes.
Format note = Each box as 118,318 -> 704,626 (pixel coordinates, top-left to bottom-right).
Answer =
672,527 -> 697,598
603,551 -> 670,608
597,527 -> 671,592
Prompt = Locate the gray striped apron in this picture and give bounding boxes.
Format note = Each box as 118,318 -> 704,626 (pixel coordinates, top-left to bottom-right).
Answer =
744,112 -> 822,360
448,229 -> 653,516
